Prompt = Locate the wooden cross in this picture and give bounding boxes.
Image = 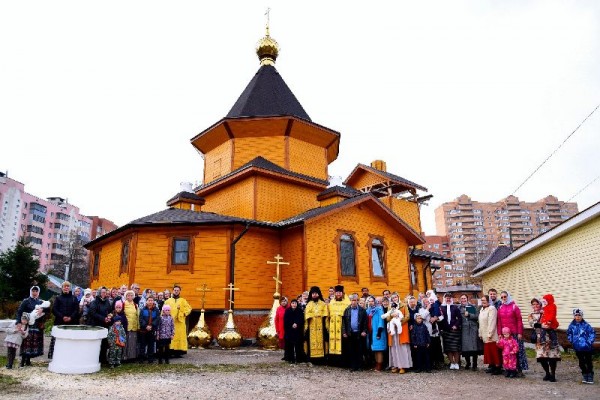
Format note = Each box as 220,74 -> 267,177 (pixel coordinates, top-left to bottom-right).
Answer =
267,254 -> 289,297
223,282 -> 239,311
196,283 -> 211,310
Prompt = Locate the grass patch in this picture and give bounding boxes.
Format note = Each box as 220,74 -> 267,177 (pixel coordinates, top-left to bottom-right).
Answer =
97,362 -> 277,376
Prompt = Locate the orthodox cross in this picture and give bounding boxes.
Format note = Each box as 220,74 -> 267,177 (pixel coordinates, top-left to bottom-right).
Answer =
267,254 -> 289,298
196,283 -> 211,310
265,7 -> 271,34
223,282 -> 239,311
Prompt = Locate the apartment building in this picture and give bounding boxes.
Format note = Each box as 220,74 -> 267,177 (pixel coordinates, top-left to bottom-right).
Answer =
0,172 -> 117,272
433,194 -> 578,284
422,235 -> 462,290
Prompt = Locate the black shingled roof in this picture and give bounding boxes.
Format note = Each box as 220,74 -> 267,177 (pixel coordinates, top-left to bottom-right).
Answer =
472,245 -> 513,274
226,65 -> 311,121
349,164 -> 428,192
412,248 -> 453,262
195,156 -> 329,192
166,191 -> 204,205
316,185 -> 362,199
128,208 -> 270,226
277,193 -> 371,226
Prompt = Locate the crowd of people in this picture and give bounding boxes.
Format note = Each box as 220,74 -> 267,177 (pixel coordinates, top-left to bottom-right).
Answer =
6,282 -> 191,369
272,285 -> 596,384
4,283 -> 596,384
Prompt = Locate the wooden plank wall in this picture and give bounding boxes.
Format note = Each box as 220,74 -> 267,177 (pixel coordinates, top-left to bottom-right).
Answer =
202,177 -> 255,219
233,137 -> 286,170
255,176 -> 320,222
281,226 -> 305,299
288,137 -> 328,181
204,140 -> 233,184
304,204 -> 411,297
388,197 -> 422,233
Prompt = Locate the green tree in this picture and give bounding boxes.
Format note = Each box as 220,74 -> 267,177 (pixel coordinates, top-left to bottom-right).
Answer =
0,237 -> 48,302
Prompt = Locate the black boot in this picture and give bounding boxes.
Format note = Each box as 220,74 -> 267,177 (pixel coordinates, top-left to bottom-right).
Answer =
491,366 -> 503,375
472,357 -> 478,371
20,357 -> 26,368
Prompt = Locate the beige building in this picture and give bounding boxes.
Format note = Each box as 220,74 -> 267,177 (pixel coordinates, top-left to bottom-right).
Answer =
434,194 -> 578,281
473,201 -> 600,328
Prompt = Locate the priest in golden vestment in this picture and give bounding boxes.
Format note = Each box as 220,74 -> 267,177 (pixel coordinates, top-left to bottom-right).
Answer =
304,286 -> 329,363
328,285 -> 350,365
164,285 -> 192,356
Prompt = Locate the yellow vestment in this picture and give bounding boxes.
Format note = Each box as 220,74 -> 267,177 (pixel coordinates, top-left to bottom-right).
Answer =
304,299 -> 329,358
328,297 -> 350,355
164,296 -> 192,351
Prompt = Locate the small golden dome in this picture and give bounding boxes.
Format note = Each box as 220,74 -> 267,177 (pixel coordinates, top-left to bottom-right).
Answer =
256,26 -> 279,66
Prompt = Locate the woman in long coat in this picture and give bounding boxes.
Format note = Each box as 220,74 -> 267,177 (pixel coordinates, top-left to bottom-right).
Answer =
440,293 -> 462,370
16,286 -> 47,366
459,294 -> 483,370
497,291 -> 528,374
478,295 -> 501,374
368,297 -> 387,371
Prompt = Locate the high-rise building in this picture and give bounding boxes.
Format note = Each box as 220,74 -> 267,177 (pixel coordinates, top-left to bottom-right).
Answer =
0,171 -> 117,272
433,194 -> 578,283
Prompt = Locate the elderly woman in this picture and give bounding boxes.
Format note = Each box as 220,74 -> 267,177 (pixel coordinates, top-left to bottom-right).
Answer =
16,286 -> 48,366
497,291 -> 528,375
459,294 -> 482,370
440,293 -> 462,369
122,289 -> 139,361
479,295 -> 502,374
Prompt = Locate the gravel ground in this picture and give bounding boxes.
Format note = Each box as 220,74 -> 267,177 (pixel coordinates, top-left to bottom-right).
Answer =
1,331 -> 598,400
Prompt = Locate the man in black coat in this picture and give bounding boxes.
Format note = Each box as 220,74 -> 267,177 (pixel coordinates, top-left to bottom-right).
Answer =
88,286 -> 113,364
49,281 -> 80,358
342,294 -> 368,371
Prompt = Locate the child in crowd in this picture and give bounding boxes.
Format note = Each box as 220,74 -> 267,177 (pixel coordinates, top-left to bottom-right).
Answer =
157,305 -> 175,364
539,294 -> 559,346
4,314 -> 29,369
497,327 -> 519,378
80,288 -> 93,324
567,308 -> 596,384
107,316 -> 126,368
410,313 -> 431,373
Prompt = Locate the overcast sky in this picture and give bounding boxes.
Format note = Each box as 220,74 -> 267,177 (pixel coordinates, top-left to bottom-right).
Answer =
1,1 -> 599,235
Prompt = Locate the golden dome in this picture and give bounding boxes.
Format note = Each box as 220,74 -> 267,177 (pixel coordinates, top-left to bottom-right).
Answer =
256,26 -> 279,66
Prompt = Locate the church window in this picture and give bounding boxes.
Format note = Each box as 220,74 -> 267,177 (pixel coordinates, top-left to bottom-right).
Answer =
120,237 -> 131,274
410,263 -> 418,287
92,250 -> 101,279
368,236 -> 387,282
339,234 -> 356,277
167,235 -> 195,273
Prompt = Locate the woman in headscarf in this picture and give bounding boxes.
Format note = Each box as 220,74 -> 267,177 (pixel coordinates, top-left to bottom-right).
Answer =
496,291 -> 528,375
368,296 -> 386,371
386,294 -> 412,373
122,289 -> 139,361
478,295 -> 502,374
440,293 -> 462,370
459,294 -> 483,370
16,286 -> 47,366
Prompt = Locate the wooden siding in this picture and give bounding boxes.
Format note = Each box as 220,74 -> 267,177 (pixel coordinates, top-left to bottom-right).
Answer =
232,137 -> 286,170
90,239 -> 129,289
281,226 -> 305,298
304,204 -> 411,296
347,170 -> 387,190
481,216 -> 600,328
233,228 -> 282,309
288,137 -> 328,181
387,197 -> 422,233
319,196 -> 345,207
255,176 -> 320,222
204,140 -> 233,184
201,177 -> 255,219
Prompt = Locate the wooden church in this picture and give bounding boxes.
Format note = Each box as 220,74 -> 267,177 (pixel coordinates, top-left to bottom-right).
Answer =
86,27 -> 437,337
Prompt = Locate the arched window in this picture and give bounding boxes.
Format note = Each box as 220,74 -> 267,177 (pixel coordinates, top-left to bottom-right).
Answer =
410,263 -> 418,287
340,234 -> 356,277
369,237 -> 386,279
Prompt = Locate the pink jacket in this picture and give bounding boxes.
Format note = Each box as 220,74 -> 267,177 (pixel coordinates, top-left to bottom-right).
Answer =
497,302 -> 523,336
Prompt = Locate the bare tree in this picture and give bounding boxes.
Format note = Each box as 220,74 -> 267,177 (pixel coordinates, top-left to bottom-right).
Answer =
48,230 -> 90,287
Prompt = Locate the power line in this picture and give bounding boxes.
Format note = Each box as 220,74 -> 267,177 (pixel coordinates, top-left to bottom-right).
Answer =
567,174 -> 600,202
512,103 -> 600,195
